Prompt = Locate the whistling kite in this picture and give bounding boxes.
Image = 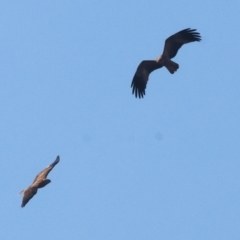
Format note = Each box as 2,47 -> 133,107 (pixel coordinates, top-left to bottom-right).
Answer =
19,156 -> 60,207
131,28 -> 201,98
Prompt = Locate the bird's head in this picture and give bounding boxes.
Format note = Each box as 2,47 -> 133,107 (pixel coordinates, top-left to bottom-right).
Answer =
156,55 -> 162,62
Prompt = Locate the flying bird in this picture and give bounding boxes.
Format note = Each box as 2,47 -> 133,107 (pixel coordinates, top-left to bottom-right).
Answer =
19,156 -> 60,208
131,28 -> 201,98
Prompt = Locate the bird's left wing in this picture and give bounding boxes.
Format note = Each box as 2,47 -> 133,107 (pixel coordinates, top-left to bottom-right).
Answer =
32,156 -> 60,183
162,28 -> 201,59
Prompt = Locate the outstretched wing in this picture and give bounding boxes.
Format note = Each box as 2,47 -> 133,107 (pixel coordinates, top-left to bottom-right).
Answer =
33,156 -> 60,183
131,60 -> 162,98
21,186 -> 38,207
163,28 -> 201,59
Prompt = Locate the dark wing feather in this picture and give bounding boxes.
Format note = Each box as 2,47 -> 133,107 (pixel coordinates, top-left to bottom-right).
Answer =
131,61 -> 162,98
163,28 -> 201,59
33,156 -> 60,183
21,187 -> 38,207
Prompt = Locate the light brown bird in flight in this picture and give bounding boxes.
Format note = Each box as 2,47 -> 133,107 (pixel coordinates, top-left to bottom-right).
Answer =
19,156 -> 60,208
131,28 -> 201,98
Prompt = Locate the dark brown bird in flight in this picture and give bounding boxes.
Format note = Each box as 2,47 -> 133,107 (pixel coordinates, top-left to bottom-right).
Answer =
131,28 -> 201,98
19,156 -> 60,208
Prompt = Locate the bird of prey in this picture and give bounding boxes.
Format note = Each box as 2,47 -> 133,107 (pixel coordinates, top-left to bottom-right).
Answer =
131,28 -> 201,98
19,156 -> 60,208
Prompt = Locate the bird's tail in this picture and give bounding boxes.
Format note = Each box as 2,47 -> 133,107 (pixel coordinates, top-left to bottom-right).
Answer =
164,60 -> 179,74
19,189 -> 25,195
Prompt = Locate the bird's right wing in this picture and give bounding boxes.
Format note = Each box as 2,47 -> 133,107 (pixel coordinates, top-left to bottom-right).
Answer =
131,61 -> 161,98
32,156 -> 60,183
21,186 -> 38,207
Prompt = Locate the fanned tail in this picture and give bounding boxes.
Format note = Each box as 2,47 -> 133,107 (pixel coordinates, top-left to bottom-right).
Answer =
165,60 -> 179,74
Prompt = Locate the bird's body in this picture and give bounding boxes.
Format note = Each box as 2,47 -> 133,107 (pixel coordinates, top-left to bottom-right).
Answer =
20,156 -> 60,207
131,28 -> 201,98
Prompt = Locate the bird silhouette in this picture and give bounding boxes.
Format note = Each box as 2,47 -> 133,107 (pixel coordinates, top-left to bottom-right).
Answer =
19,156 -> 60,208
131,28 -> 201,98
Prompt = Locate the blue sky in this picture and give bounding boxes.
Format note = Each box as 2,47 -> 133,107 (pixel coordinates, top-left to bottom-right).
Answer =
1,1 -> 240,240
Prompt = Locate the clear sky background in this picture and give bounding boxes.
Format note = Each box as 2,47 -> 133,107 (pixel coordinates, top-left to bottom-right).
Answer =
1,1 -> 240,240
